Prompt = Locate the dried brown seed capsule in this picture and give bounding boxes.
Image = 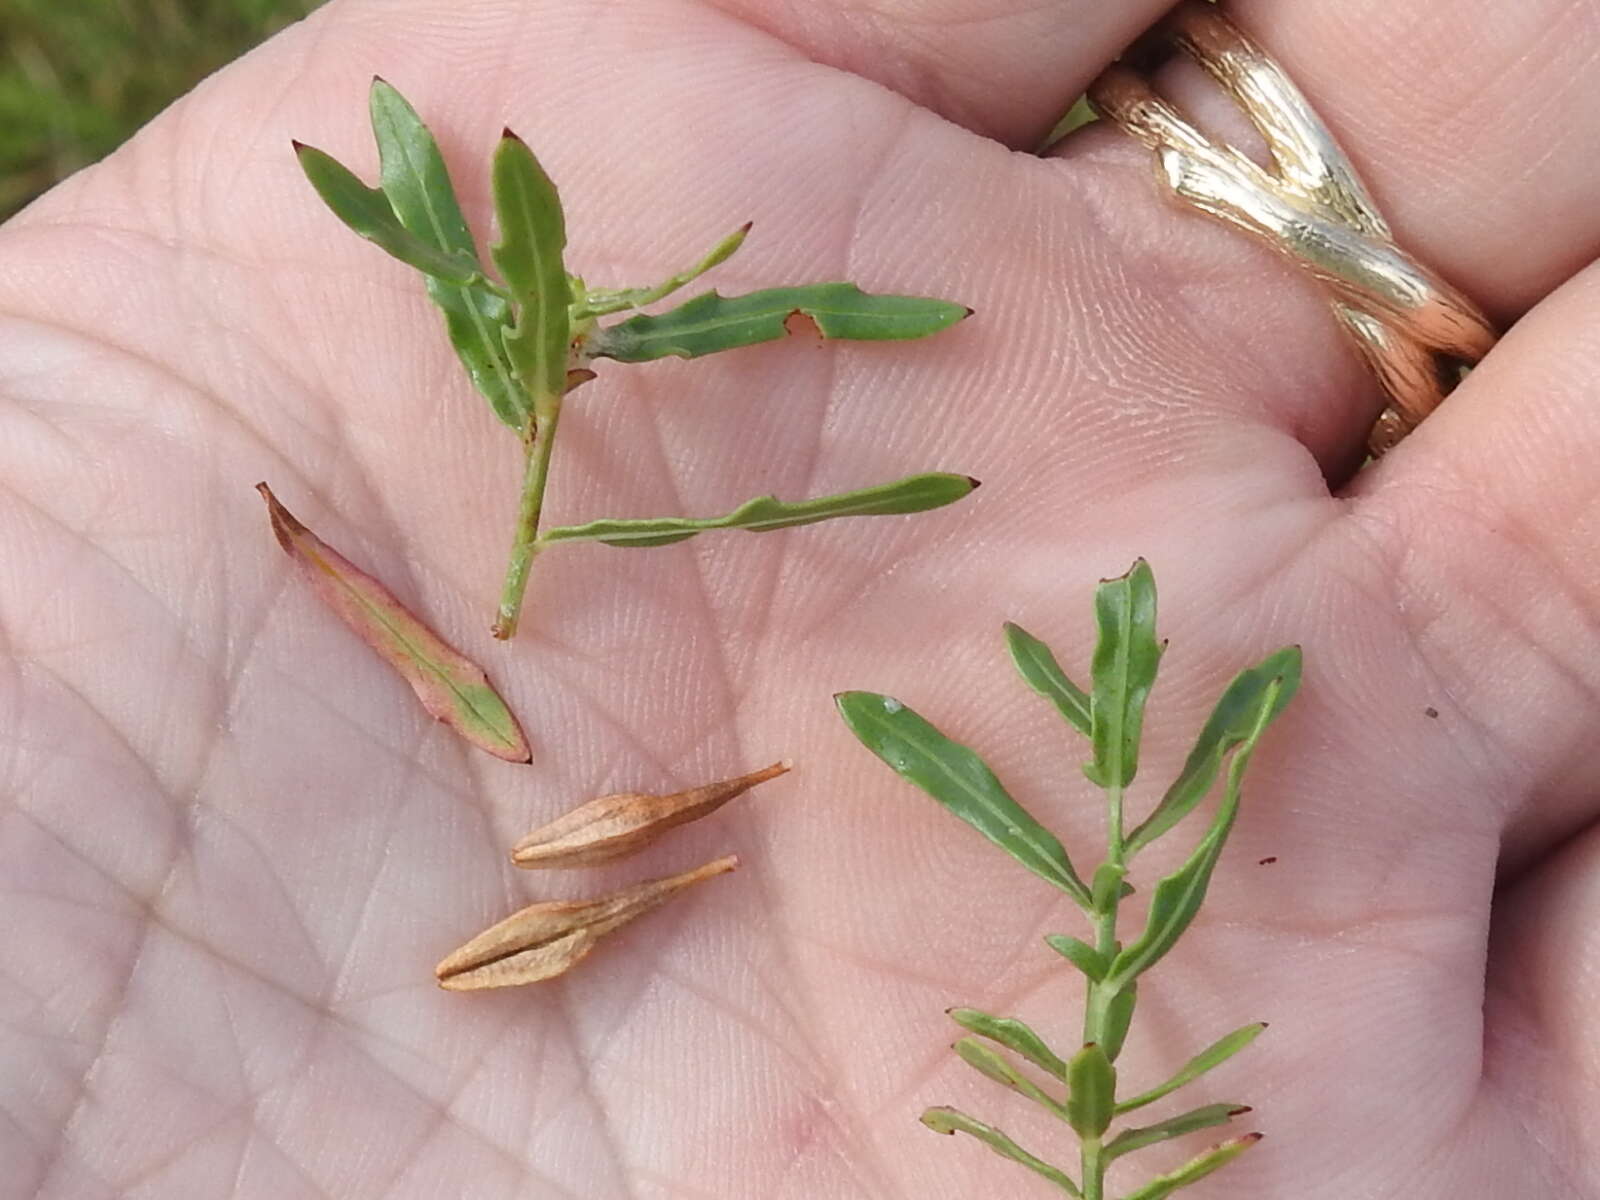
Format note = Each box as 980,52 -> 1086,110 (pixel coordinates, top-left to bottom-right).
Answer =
435,855 -> 738,991
510,761 -> 789,868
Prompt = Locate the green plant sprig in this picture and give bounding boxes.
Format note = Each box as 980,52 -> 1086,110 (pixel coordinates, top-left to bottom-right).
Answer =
295,79 -> 975,639
836,560 -> 1300,1199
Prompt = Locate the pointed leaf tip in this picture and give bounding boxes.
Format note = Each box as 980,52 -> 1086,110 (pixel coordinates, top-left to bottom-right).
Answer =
256,483 -> 532,763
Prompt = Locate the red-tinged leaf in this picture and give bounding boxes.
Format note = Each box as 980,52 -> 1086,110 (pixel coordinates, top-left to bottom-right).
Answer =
256,483 -> 532,762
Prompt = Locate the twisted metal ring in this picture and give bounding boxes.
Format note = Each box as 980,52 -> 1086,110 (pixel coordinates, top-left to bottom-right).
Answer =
1087,2 -> 1497,456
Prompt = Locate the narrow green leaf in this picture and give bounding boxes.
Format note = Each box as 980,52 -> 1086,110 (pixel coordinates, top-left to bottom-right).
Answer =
835,691 -> 1091,907
949,1008 -> 1069,1082
576,223 -> 750,319
1118,1134 -> 1261,1200
590,282 -> 970,362
1105,677 -> 1288,990
1105,1103 -> 1249,1162
1116,1024 -> 1267,1115
541,472 -> 977,549
1065,1044 -> 1116,1139
921,1107 -> 1082,1197
1037,94 -> 1098,153
490,131 -> 569,423
257,483 -> 531,763
952,1038 -> 1069,1119
294,143 -> 483,285
1004,621 -> 1091,736
1100,981 -> 1137,1062
1084,560 -> 1163,790
367,78 -> 524,428
1044,935 -> 1108,982
1126,647 -> 1302,855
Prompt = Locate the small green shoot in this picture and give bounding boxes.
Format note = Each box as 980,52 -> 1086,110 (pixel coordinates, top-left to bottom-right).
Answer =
295,79 -> 974,639
837,560 -> 1300,1199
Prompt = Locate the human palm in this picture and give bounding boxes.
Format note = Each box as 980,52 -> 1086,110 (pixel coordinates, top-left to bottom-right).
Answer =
5,1 -> 1600,1196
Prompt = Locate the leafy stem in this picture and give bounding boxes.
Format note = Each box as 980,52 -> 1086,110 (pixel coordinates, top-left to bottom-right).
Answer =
838,560 -> 1300,1199
296,79 -> 976,639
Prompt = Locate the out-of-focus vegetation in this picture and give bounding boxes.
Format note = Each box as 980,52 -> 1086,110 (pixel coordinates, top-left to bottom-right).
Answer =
0,0 -> 324,220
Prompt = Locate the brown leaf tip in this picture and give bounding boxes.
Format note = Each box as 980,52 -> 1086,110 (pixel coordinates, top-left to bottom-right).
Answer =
501,126 -> 526,145
255,481 -> 305,553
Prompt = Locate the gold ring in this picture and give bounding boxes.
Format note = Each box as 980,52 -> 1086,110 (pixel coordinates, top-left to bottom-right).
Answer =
1087,2 -> 1497,456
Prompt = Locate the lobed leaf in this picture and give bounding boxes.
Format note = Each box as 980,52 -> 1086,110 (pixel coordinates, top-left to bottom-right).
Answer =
294,143 -> 483,285
1116,1024 -> 1267,1115
1004,621 -> 1092,736
1118,1134 -> 1261,1200
1065,1043 -> 1117,1139
1105,1103 -> 1249,1162
835,691 -> 1091,907
366,78 -> 525,428
575,223 -> 750,319
589,282 -> 970,362
1085,560 -> 1163,790
540,472 -> 977,549
921,1108 -> 1082,1197
949,1008 -> 1069,1082
1126,647 -> 1302,855
952,1038 -> 1069,1119
490,130 -> 570,423
256,483 -> 531,762
1105,677 -> 1288,990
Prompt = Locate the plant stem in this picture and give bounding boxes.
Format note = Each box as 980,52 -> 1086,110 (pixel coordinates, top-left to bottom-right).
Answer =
1081,781 -> 1127,1200
492,401 -> 562,639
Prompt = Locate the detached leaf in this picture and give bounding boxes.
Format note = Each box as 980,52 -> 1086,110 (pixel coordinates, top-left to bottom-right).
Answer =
1084,560 -> 1162,790
1126,646 -> 1301,855
1065,1043 -> 1117,1139
1004,622 -> 1091,736
295,143 -> 484,284
1116,1024 -> 1267,1115
540,472 -> 977,549
590,282 -> 970,362
1105,1103 -> 1249,1162
1118,1134 -> 1261,1200
576,223 -> 750,319
920,1108 -> 1082,1197
367,78 -> 524,428
435,855 -> 736,989
952,1038 -> 1069,1119
949,1008 -> 1069,1082
256,483 -> 531,763
835,691 -> 1091,907
491,130 -> 570,423
1106,676 -> 1289,990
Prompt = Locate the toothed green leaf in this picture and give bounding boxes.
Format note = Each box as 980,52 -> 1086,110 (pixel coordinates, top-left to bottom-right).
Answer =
591,282 -> 969,361
542,472 -> 976,548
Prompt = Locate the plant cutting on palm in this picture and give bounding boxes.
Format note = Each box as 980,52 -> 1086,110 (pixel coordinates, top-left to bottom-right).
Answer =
294,79 -> 975,640
837,561 -> 1300,1199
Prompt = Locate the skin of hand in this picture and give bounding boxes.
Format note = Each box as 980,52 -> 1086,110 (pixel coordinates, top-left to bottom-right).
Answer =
3,1 -> 1600,1196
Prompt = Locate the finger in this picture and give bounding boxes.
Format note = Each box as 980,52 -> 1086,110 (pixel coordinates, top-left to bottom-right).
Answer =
1228,0 -> 1600,321
1350,261 -> 1600,873
701,0 -> 1173,147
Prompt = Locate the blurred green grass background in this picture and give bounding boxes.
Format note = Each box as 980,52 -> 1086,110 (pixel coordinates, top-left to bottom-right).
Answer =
1,0 -> 324,220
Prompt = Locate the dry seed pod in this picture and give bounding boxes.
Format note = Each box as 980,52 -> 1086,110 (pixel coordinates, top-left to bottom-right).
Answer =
435,855 -> 737,991
511,761 -> 789,868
